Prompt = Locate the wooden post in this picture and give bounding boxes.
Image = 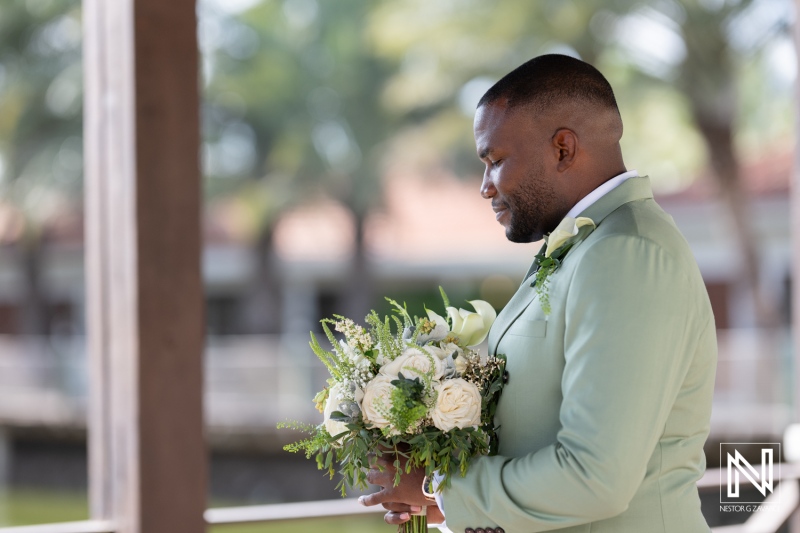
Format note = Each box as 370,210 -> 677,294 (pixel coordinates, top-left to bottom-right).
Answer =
83,1 -> 206,532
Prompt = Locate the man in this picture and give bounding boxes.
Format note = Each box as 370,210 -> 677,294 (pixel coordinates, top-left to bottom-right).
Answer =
360,54 -> 716,532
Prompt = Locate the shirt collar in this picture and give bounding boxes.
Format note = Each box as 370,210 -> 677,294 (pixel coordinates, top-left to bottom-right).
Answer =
566,169 -> 639,219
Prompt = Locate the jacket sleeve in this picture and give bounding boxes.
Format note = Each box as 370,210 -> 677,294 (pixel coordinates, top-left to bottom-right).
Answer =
440,234 -> 704,532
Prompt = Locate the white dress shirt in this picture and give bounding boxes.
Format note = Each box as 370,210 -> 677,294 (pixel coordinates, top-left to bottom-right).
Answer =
566,169 -> 639,218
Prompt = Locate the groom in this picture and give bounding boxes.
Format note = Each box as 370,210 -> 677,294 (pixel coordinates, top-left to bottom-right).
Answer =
360,54 -> 716,532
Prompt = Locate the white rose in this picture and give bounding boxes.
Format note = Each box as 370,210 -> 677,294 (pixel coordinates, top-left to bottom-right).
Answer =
323,383 -> 349,440
431,378 -> 482,431
380,347 -> 444,380
361,374 -> 396,429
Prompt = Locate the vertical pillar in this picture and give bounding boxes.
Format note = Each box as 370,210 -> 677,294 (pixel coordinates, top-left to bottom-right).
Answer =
83,1 -> 206,532
791,0 -> 800,530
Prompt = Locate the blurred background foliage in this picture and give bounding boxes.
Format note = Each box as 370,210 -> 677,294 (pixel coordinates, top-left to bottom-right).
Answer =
0,0 -> 82,335
0,0 -> 793,332
200,0 -> 794,327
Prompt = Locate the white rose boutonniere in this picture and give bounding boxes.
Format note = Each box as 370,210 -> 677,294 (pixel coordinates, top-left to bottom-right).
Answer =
533,216 -> 596,314
430,378 -> 482,431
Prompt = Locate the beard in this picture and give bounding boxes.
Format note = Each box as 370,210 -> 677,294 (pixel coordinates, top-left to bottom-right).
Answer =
499,166 -> 562,243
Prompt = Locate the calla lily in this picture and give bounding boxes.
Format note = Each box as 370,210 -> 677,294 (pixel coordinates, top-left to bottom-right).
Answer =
446,306 -> 463,333
445,299 -> 497,347
469,299 -> 498,330
545,216 -> 595,258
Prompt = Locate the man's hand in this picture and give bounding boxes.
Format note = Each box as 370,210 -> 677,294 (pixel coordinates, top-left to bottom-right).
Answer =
382,502 -> 446,526
357,454 -> 443,525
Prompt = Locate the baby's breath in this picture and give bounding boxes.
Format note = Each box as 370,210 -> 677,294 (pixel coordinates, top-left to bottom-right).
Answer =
333,316 -> 374,352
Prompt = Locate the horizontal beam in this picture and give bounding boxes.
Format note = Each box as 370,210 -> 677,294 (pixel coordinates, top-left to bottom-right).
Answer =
204,498 -> 383,525
0,521 -> 115,533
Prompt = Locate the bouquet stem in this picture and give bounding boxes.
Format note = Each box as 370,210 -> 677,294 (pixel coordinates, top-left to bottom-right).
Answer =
400,513 -> 426,533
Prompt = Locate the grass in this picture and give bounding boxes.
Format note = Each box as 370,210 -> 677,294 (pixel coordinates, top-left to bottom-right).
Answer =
0,489 -> 389,532
210,516 -> 388,533
0,488 -> 88,525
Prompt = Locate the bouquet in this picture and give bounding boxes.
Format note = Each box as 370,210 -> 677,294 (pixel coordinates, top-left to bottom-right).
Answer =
280,288 -> 506,533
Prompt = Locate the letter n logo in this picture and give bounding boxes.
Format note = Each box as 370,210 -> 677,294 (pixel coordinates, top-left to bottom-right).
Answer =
720,443 -> 781,504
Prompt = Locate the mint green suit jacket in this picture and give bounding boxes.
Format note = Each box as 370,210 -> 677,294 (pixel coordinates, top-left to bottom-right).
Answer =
441,177 -> 716,533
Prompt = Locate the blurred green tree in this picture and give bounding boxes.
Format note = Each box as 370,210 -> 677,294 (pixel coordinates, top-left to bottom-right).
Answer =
0,0 -> 82,334
0,0 -> 789,336
202,0 -> 409,329
366,0 -> 791,326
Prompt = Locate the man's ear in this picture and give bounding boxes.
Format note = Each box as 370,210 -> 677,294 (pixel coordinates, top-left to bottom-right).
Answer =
552,128 -> 577,171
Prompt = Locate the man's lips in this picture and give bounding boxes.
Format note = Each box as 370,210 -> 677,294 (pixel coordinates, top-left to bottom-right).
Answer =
492,204 -> 509,222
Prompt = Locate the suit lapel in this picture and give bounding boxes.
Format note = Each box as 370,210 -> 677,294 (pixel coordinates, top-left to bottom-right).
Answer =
488,240 -> 546,354
488,278 -> 538,355
487,176 -> 655,355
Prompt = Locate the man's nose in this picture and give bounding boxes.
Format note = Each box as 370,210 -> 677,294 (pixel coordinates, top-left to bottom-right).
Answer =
480,175 -> 496,199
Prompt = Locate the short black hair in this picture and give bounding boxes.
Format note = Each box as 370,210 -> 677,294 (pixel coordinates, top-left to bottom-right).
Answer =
478,54 -> 619,115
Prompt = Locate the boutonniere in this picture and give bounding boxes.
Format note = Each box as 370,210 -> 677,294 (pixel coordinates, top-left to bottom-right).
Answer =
531,216 -> 596,314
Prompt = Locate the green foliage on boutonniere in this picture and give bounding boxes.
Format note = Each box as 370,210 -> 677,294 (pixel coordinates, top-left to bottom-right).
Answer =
533,253 -> 559,315
531,221 -> 596,314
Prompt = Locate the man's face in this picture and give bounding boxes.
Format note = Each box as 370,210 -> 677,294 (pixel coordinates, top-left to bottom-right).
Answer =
474,103 -> 564,243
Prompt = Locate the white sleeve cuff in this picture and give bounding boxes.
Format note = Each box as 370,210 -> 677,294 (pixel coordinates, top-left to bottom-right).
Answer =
430,472 -> 452,532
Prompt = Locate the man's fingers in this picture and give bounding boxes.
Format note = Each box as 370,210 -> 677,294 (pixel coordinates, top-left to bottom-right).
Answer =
358,491 -> 388,507
382,502 -> 422,513
368,454 -> 393,469
366,467 -> 392,486
384,511 -> 411,525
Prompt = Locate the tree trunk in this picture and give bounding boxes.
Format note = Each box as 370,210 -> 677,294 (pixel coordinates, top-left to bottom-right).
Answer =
678,5 -> 778,328
241,225 -> 282,334
339,211 -> 372,322
18,223 -> 48,335
690,104 -> 779,328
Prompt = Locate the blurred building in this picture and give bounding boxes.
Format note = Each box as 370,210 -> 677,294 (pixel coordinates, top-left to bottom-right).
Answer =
0,150 -> 793,450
